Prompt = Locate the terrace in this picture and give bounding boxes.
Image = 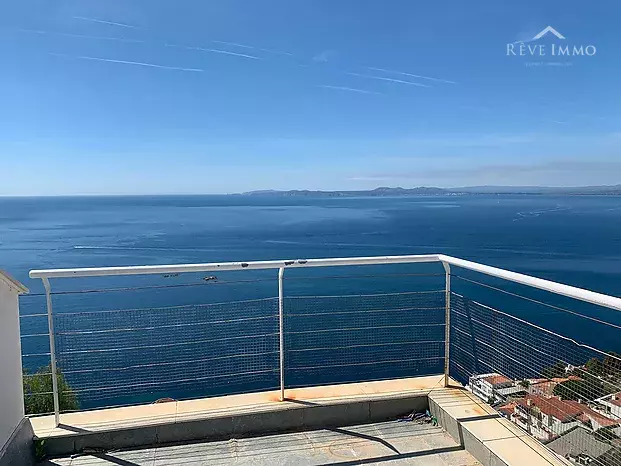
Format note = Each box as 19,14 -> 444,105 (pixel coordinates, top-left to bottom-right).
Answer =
1,254 -> 621,465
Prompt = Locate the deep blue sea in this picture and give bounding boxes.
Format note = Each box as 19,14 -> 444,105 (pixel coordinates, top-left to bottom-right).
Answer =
2,194 -> 621,409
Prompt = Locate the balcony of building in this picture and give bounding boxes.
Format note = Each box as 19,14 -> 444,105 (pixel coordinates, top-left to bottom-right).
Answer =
1,254 -> 620,465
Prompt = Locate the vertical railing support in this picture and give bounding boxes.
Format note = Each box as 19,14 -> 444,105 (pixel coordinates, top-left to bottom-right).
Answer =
442,262 -> 451,387
42,278 -> 60,426
278,267 -> 285,401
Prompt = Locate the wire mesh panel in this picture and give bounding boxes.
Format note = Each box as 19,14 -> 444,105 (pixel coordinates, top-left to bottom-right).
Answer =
22,262 -> 448,414
450,291 -> 621,465
285,290 -> 446,387
52,297 -> 280,409
19,294 -> 55,414
450,293 -> 613,385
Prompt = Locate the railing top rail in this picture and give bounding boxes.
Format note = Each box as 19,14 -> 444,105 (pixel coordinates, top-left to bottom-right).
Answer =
28,254 -> 441,279
439,255 -> 621,312
28,253 -> 621,311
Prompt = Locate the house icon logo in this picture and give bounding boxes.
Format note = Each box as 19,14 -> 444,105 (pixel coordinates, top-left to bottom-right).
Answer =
506,26 -> 595,61
532,26 -> 565,41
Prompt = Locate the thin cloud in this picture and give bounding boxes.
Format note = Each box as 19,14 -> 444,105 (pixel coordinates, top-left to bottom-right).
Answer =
51,53 -> 204,72
345,72 -> 431,88
165,43 -> 261,60
73,16 -> 138,29
366,67 -> 456,84
194,47 -> 262,60
212,40 -> 255,50
212,40 -> 293,56
317,85 -> 381,95
18,28 -> 145,44
313,50 -> 336,63
19,29 -> 262,60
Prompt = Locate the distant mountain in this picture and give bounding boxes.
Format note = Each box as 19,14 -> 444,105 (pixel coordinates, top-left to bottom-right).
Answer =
243,187 -> 449,197
453,185 -> 621,195
242,185 -> 621,196
371,187 -> 447,195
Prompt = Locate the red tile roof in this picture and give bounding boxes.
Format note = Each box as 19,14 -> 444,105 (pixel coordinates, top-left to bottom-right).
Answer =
516,396 -> 583,422
566,401 -> 620,428
529,379 -> 549,384
497,402 -> 517,416
481,374 -> 513,386
514,396 -> 619,427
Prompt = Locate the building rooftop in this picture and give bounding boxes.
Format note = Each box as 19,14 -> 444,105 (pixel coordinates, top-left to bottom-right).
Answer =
546,426 -> 612,461
568,402 -> 620,428
516,396 -> 583,423
513,395 -> 619,428
480,374 -> 513,387
497,402 -> 517,417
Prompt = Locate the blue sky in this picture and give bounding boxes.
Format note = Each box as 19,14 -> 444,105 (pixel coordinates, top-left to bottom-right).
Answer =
1,0 -> 620,195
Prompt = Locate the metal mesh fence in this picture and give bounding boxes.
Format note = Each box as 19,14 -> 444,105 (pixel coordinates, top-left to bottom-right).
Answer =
52,297 -> 280,408
450,290 -> 621,466
20,266 -> 447,414
21,255 -> 621,466
285,290 -> 446,387
19,294 -> 55,415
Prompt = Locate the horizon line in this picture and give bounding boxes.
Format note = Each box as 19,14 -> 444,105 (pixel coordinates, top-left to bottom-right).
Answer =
1,183 -> 620,198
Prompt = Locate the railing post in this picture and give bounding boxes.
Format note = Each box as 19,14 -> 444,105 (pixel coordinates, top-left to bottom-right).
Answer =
42,278 -> 60,426
442,262 -> 451,387
278,267 -> 285,401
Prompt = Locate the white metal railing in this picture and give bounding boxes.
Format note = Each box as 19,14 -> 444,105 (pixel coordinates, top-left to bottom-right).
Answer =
26,254 -> 621,428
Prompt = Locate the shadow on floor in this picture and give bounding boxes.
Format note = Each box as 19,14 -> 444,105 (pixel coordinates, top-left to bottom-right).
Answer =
327,427 -> 400,454
317,445 -> 465,466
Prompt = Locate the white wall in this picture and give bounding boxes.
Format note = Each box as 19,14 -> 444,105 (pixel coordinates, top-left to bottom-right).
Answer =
0,273 -> 26,451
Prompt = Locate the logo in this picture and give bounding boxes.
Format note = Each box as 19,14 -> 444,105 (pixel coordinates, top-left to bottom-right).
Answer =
532,26 -> 565,40
506,26 -> 596,66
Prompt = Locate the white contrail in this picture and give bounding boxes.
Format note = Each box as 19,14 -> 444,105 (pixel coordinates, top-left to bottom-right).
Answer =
366,67 -> 456,84
165,43 -> 261,60
19,28 -> 145,44
212,40 -> 293,56
345,72 -> 431,88
51,53 -> 204,72
258,48 -> 293,56
20,28 -> 277,60
212,40 -> 255,50
73,16 -> 138,29
317,85 -> 381,95
193,47 -> 262,60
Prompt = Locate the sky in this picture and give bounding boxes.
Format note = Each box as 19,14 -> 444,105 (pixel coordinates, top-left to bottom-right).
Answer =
1,0 -> 620,195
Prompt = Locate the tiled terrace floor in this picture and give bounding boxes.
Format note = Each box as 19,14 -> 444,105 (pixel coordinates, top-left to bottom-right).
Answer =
43,421 -> 480,466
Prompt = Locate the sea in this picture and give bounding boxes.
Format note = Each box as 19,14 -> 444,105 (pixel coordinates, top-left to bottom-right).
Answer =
1,194 -> 621,409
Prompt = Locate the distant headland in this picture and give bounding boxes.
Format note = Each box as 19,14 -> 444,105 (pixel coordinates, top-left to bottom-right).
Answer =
242,185 -> 621,197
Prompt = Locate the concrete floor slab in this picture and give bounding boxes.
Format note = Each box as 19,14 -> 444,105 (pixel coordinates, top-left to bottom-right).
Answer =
42,421 -> 480,466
